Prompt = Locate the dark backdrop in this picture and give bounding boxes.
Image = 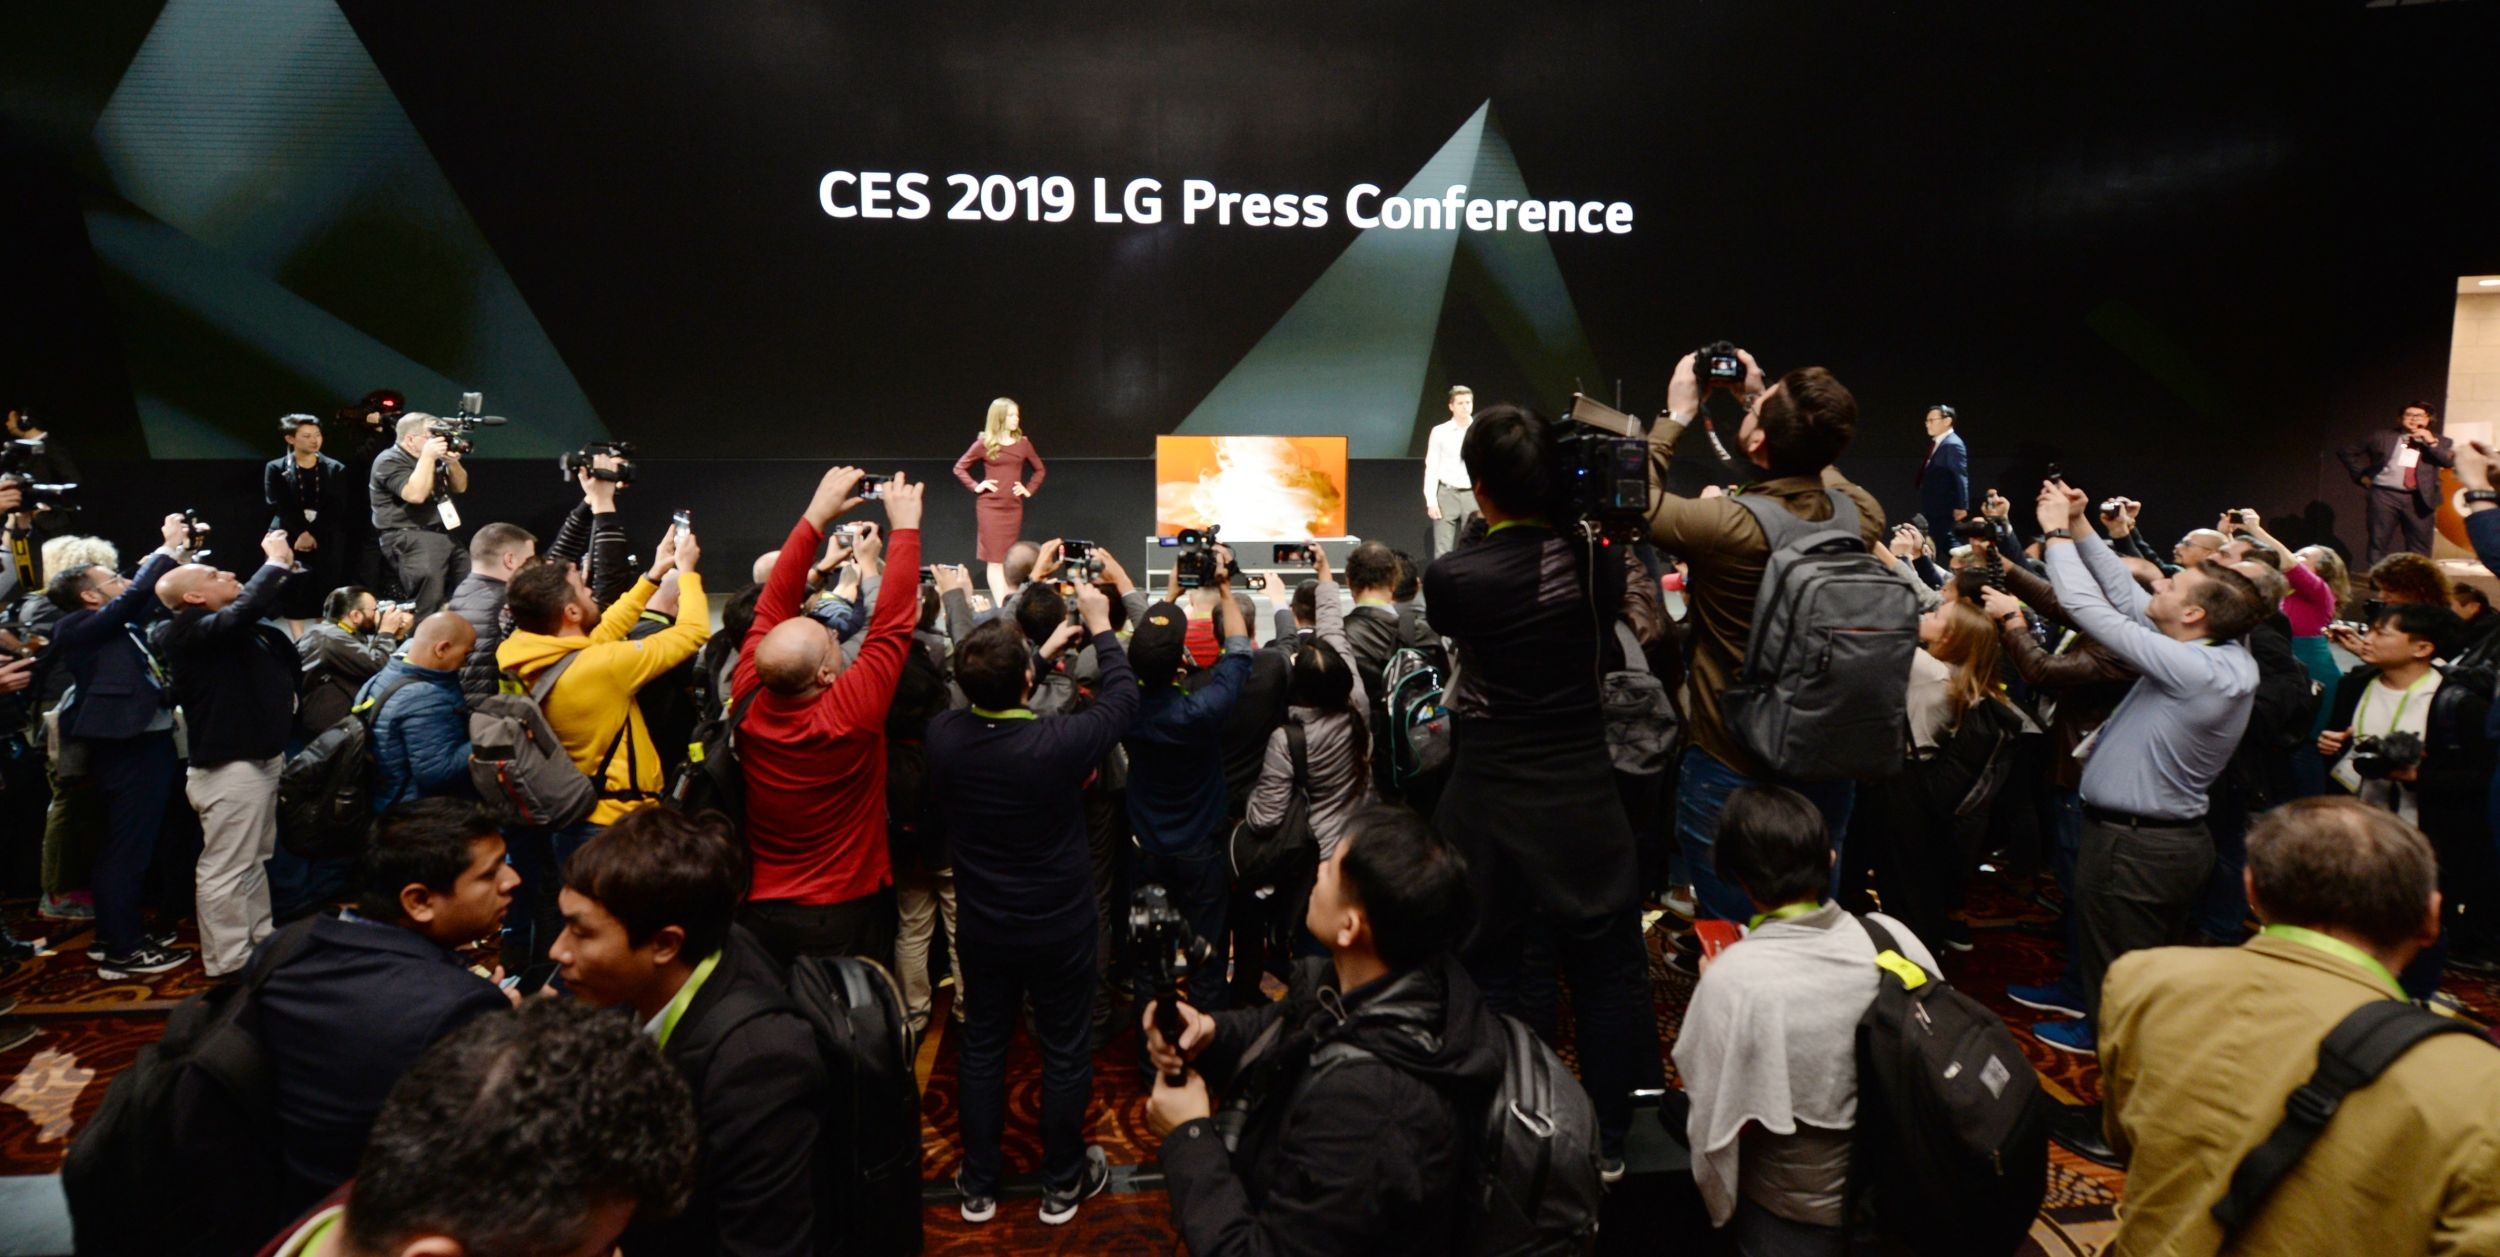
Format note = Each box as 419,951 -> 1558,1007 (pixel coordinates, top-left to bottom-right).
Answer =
3,1 -> 2497,572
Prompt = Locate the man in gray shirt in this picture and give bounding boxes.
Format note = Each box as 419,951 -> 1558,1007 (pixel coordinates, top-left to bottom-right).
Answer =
369,412 -> 471,616
2030,481 -> 2264,1056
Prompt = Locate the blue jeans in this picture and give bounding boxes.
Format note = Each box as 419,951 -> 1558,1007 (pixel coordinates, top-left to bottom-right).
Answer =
958,927 -> 1098,1195
1675,748 -> 1856,922
1136,841 -> 1230,1010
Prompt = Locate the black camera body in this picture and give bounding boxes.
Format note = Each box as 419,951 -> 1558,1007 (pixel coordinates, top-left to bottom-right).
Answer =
1130,883 -> 1215,1084
1696,339 -> 1745,386
1952,517 -> 1997,543
0,438 -> 78,512
1559,394 -> 1651,532
428,391 -> 507,455
1169,526 -> 1223,590
2349,731 -> 2426,782
560,439 -> 638,484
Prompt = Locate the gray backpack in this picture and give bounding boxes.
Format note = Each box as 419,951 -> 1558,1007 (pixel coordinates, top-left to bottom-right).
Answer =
467,651 -> 613,829
1601,621 -> 1676,776
1723,490 -> 1918,782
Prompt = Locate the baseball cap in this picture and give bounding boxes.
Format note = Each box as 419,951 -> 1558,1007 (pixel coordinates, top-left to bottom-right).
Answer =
1129,601 -> 1188,687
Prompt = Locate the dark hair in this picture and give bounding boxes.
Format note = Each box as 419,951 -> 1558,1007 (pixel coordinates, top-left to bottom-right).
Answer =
321,585 -> 373,623
345,999 -> 697,1256
917,581 -> 943,633
1459,404 -> 1561,518
2186,560 -> 2267,641
1338,804 -> 1472,969
1391,550 -> 1422,602
952,617 -> 1033,710
470,521 -> 537,568
1754,367 -> 1857,477
719,583 -> 764,652
44,564 -> 103,614
1015,582 -> 1067,645
2238,540 -> 2282,570
1712,785 -> 1831,906
1949,569 -> 1990,606
351,800 -> 501,922
2246,797 -> 2434,950
1002,540 -> 1041,588
1346,542 -> 1401,595
1290,578 -> 1319,626
1287,636 -> 1356,712
278,412 -> 321,435
2455,585 -> 2491,613
504,559 -> 582,635
562,809 -> 743,960
2368,552 -> 2452,607
2403,400 -> 2437,419
2371,600 -> 2461,655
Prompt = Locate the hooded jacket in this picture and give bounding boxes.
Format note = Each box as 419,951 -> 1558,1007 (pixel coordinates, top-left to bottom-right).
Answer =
359,659 -> 471,810
1161,955 -> 1504,1256
496,574 -> 709,826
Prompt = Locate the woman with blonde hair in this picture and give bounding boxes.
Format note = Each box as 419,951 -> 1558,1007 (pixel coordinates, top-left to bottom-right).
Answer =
1881,599 -> 2023,948
951,397 -> 1047,603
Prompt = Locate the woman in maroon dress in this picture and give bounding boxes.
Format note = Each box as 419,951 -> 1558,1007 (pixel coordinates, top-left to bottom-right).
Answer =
952,396 -> 1047,602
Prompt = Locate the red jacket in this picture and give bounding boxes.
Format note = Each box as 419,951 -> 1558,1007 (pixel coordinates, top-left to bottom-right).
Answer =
734,517 -> 921,905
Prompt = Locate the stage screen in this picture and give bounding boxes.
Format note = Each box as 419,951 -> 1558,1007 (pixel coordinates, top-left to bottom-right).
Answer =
1155,436 -> 1348,539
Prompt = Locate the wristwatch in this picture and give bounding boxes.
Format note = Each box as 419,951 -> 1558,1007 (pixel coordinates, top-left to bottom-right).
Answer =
2465,489 -> 2500,506
2043,528 -> 2074,541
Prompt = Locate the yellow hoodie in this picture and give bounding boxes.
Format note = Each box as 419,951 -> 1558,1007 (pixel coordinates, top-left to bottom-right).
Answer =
496,575 -> 709,826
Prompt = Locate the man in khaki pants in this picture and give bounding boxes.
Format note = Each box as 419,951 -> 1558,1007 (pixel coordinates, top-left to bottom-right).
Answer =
157,528 -> 303,977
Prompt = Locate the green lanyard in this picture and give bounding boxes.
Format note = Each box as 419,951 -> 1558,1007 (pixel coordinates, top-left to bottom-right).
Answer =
1486,518 -> 1553,536
1747,901 -> 1821,931
2358,671 -> 2435,740
653,950 -> 722,1049
970,706 -> 1035,721
2260,925 -> 2402,997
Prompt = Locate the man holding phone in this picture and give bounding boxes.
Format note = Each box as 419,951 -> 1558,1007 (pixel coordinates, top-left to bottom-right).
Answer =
2339,401 -> 2455,565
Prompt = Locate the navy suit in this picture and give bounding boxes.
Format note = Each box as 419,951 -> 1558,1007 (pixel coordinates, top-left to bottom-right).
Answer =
53,549 -> 180,954
2339,427 -> 2456,565
1916,430 -> 1970,546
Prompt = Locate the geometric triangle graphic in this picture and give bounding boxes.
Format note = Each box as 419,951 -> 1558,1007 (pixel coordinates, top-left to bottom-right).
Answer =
1175,101 -> 1601,458
88,0 -> 603,456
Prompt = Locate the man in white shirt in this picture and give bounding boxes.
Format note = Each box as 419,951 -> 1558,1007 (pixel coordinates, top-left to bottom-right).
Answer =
1421,385 -> 1476,557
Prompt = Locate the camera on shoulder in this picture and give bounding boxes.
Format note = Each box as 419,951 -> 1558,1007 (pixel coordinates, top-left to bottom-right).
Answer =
1559,395 -> 1653,533
428,391 -> 507,455
559,439 -> 637,484
1163,526 -> 1224,590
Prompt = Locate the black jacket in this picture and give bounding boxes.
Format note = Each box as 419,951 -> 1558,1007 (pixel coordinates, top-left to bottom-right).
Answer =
2227,618 -> 2315,810
253,914 -> 509,1212
2339,428 -> 2457,513
55,551 -> 177,741
619,925 -> 827,1257
159,563 -> 298,764
1220,647 -> 1289,817
262,453 -> 355,541
2325,659 -> 2495,857
1162,955 -> 1504,1257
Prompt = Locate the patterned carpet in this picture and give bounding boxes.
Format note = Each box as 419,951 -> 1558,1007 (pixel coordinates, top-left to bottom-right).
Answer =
5,877 -> 2496,1254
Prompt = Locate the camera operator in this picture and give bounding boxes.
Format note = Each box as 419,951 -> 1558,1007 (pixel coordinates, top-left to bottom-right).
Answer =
2,406 -> 78,550
1143,804 -> 1502,1255
367,412 -> 470,617
339,390 -> 404,594
296,587 -> 412,735
2338,400 -> 2455,566
928,581 -> 1136,1226
1427,402 -> 1655,1174
264,413 -> 354,631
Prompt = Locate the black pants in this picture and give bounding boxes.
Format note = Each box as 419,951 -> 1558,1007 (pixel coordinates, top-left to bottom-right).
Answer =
90,731 -> 179,956
741,891 -> 899,973
2075,815 -> 2212,1022
378,528 -> 470,618
1466,906 -> 1660,1157
2365,486 -> 2435,567
958,927 -> 1097,1195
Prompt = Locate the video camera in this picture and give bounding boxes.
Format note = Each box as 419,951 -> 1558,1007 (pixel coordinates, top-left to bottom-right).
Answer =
426,392 -> 507,455
2349,731 -> 2425,782
559,439 -> 637,485
1560,394 -> 1653,531
1162,525 -> 1224,590
1129,884 -> 1216,1086
0,438 -> 78,514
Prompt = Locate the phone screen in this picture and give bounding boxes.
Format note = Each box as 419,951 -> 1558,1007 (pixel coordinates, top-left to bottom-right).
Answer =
1272,543 -> 1313,564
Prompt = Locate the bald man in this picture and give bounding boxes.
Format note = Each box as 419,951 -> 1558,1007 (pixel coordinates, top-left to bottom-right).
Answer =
156,527 -> 302,976
361,611 -> 481,811
732,465 -> 927,969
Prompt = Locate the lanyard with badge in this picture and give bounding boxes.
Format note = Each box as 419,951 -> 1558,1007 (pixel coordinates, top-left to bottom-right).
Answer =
2331,670 -> 2433,794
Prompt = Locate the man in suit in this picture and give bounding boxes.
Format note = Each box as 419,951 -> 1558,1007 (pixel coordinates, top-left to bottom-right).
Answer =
2340,401 -> 2457,566
47,513 -> 191,977
157,527 -> 303,978
262,413 -> 353,630
1916,404 -> 1970,550
252,799 -> 516,1214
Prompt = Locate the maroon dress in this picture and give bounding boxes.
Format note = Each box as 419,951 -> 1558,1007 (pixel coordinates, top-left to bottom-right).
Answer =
952,435 -> 1047,562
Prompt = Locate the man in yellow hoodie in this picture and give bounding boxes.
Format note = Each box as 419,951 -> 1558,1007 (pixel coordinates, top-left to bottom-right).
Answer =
497,524 -> 710,832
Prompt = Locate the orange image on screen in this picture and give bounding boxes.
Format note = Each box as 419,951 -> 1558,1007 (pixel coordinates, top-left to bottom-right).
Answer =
1154,436 -> 1348,537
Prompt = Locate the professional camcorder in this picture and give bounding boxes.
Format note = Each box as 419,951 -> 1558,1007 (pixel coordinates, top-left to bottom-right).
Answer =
0,438 -> 79,513
1560,394 -> 1652,531
2349,731 -> 2425,782
1164,526 -> 1224,590
427,392 -> 507,455
1130,884 -> 1216,1086
559,440 -> 637,484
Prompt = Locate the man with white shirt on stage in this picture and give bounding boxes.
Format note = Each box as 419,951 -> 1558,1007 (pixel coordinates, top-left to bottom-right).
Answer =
1422,385 -> 1477,557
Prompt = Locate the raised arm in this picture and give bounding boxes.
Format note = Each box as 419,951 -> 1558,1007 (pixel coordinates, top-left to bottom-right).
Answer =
2045,541 -> 2232,695
828,489 -> 925,714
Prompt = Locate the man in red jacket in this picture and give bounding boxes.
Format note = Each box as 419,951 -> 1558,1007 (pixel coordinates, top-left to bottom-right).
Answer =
733,465 -> 925,968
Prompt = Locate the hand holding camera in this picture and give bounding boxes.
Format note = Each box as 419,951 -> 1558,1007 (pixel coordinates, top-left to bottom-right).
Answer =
259,529 -> 296,567
1141,998 -> 1215,1076
378,605 -> 417,638
2035,483 -> 2086,536
878,472 -> 923,531
807,465 -> 867,527
1073,579 -> 1113,634
158,512 -> 191,555
1981,489 -> 2012,521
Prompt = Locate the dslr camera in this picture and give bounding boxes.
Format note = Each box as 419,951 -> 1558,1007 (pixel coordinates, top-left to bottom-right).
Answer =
2348,731 -> 2426,782
1164,525 -> 1224,590
559,439 -> 637,485
1695,340 -> 1746,387
1560,394 -> 1653,532
1129,884 -> 1216,1084
0,438 -> 78,513
426,391 -> 507,455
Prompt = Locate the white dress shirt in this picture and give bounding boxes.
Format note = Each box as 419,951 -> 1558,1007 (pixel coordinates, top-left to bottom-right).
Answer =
1423,418 -> 1472,496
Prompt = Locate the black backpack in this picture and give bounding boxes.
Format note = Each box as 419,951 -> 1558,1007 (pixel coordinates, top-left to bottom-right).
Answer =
1848,915 -> 2048,1256
63,919 -> 319,1256
1229,722 -> 1317,888
2209,1000 -> 2492,1240
666,686 -> 760,823
786,954 -> 924,1256
277,673 -> 423,860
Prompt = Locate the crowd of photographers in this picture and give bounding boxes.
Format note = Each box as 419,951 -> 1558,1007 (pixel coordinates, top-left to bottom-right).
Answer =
4,362 -> 2499,1256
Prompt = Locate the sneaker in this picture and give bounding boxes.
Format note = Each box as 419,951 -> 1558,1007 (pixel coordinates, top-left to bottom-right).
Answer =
0,935 -> 44,963
97,945 -> 189,980
953,1168 -> 996,1224
38,893 -> 93,923
2032,1018 -> 2097,1056
2006,980 -> 2086,1019
1942,920 -> 1975,953
1663,886 -> 1698,919
1664,948 -> 1703,979
1599,1156 -> 1627,1185
87,930 -> 177,963
0,1023 -> 35,1055
1037,1145 -> 1111,1226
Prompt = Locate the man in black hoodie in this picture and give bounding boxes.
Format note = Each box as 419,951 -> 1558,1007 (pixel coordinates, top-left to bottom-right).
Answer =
1145,803 -> 1501,1254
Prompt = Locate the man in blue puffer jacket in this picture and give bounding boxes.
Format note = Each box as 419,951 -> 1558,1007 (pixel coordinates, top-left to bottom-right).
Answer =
359,611 -> 477,810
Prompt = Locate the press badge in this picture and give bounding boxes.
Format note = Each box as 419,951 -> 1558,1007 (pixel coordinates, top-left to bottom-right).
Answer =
438,500 -> 462,530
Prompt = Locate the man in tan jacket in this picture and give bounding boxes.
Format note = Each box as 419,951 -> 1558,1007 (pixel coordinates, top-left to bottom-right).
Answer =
2099,796 -> 2500,1255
